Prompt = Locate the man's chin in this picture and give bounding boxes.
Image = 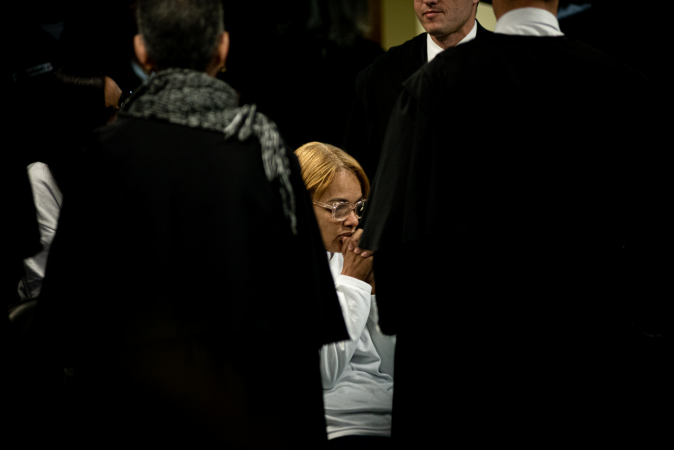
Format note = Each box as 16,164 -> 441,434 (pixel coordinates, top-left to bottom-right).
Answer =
427,27 -> 449,37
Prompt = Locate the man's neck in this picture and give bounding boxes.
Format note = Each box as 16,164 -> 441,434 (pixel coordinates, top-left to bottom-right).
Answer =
493,0 -> 559,20
430,17 -> 477,50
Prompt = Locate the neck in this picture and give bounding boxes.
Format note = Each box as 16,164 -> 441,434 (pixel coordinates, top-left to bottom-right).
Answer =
431,17 -> 476,50
493,0 -> 559,20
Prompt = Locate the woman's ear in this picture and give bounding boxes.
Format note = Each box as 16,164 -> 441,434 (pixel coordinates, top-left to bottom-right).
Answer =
134,34 -> 149,67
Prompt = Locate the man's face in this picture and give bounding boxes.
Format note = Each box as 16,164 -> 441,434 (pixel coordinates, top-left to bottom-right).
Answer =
414,0 -> 478,39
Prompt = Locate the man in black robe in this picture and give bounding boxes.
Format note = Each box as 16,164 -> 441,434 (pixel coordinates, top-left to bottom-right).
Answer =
343,0 -> 492,180
35,1 -> 348,448
359,0 -> 669,446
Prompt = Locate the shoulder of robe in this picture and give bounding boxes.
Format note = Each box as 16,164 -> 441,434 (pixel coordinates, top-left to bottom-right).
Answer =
355,32 -> 428,94
475,20 -> 495,39
401,39 -> 485,112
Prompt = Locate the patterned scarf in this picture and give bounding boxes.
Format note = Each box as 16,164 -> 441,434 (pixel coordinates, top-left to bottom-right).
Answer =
119,68 -> 297,234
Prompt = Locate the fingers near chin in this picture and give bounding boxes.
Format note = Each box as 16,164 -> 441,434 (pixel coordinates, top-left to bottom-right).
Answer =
340,236 -> 349,253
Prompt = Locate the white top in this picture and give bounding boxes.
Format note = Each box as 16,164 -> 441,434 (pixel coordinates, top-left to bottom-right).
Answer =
320,252 -> 396,440
19,162 -> 63,300
494,7 -> 564,37
427,19 -> 478,62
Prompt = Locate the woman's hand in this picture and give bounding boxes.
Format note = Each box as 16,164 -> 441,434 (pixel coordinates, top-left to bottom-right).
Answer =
346,229 -> 372,258
341,229 -> 374,283
364,267 -> 375,295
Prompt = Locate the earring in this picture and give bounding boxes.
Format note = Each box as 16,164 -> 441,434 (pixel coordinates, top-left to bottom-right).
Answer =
219,65 -> 227,73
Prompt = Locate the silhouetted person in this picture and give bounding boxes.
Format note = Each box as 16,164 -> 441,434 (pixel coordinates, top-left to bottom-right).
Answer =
36,1 -> 347,448
19,64 -> 124,303
359,0 -> 667,447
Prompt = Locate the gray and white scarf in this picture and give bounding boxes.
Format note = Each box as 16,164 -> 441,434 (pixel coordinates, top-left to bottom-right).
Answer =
119,68 -> 297,234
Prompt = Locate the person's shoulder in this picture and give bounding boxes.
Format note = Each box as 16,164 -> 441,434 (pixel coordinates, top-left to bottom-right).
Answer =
490,34 -> 651,85
422,34 -> 570,84
400,34 -> 510,114
389,32 -> 428,59
94,116 -> 242,152
474,19 -> 495,39
406,37 -> 491,95
399,23 -> 494,96
356,33 -> 427,84
557,37 -> 650,77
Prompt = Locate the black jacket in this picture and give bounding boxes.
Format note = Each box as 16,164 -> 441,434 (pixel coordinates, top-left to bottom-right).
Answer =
37,116 -> 348,447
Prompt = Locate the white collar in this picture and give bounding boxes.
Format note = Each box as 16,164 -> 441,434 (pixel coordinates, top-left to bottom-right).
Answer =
131,59 -> 152,82
494,7 -> 564,37
427,19 -> 478,62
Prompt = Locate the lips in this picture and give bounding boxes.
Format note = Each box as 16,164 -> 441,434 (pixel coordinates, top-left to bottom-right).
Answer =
339,233 -> 353,242
424,10 -> 441,17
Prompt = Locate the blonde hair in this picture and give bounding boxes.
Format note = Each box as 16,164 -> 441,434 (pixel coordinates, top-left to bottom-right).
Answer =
295,142 -> 370,200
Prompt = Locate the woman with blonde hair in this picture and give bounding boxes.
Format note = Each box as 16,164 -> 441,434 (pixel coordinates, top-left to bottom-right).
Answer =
296,142 -> 395,450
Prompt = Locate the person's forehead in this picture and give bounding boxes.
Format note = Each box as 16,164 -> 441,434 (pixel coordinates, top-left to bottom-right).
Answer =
321,171 -> 362,202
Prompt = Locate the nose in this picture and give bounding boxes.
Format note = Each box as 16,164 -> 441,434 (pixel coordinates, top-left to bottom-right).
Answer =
343,209 -> 359,228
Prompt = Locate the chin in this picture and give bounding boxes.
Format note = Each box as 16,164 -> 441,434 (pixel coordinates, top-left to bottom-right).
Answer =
328,241 -> 343,254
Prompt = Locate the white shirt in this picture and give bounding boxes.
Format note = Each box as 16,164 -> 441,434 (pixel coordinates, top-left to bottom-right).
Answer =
320,252 -> 396,440
19,162 -> 63,300
427,19 -> 478,62
494,7 -> 564,37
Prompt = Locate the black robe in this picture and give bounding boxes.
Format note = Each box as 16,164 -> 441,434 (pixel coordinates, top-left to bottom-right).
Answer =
342,22 -> 492,180
36,116 -> 348,448
360,34 -> 669,446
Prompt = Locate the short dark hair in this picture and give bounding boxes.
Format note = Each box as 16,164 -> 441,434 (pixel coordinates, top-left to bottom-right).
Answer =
136,0 -> 224,72
54,63 -> 106,108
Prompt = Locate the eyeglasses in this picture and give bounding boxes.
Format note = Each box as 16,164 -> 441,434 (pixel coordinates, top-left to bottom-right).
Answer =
313,199 -> 366,221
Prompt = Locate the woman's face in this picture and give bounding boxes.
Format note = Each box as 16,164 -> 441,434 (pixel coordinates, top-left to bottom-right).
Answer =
313,170 -> 363,253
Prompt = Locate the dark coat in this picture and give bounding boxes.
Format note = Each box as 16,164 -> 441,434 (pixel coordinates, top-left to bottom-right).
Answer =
342,22 -> 492,180
360,34 -> 669,446
36,116 -> 348,448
